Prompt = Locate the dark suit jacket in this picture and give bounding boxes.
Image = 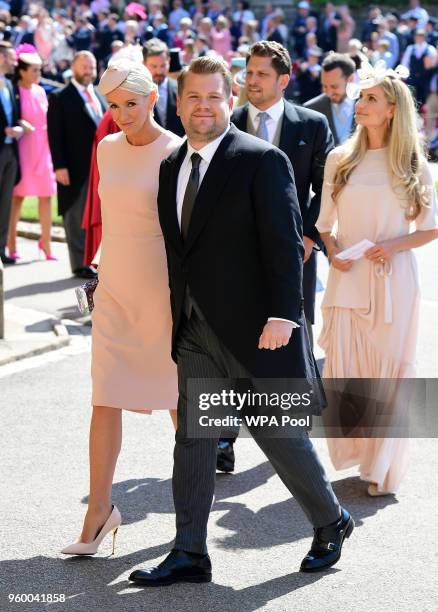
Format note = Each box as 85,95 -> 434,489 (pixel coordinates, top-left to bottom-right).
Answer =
0,77 -> 21,184
47,82 -> 107,215
153,77 -> 185,137
231,101 -> 334,322
304,93 -> 355,146
158,124 -> 322,391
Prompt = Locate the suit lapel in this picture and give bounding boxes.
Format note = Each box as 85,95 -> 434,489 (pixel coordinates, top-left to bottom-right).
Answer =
11,81 -> 21,124
161,141 -> 187,253
184,125 -> 241,254
69,83 -> 100,127
0,85 -> 7,126
167,79 -> 177,118
323,97 -> 339,145
278,100 -> 301,155
95,90 -> 107,115
0,79 -> 16,127
231,104 -> 248,132
162,125 -> 242,255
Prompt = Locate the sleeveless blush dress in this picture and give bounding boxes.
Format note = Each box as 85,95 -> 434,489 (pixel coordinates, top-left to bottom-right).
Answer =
91,130 -> 182,412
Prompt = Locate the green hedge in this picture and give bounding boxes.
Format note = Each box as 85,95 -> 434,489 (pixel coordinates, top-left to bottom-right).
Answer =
20,196 -> 62,225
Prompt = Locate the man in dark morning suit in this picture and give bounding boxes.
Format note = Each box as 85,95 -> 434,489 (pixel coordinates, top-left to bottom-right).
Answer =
304,53 -> 356,146
217,41 -> 334,473
47,51 -> 107,278
0,41 -> 22,265
129,57 -> 353,587
142,38 -> 185,137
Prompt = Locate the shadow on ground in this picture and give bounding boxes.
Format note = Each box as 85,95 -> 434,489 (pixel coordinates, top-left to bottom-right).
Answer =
0,465 -> 398,611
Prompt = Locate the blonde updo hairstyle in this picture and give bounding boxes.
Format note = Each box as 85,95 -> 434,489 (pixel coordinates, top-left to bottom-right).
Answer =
332,76 -> 429,221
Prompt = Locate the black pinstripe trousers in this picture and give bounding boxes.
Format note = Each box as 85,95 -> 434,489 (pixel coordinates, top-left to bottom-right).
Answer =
173,312 -> 341,554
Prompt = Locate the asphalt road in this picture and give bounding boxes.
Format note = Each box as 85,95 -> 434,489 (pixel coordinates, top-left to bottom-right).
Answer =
1,346 -> 438,612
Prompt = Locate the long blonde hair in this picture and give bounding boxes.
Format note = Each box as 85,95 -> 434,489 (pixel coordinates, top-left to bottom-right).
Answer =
332,77 -> 429,220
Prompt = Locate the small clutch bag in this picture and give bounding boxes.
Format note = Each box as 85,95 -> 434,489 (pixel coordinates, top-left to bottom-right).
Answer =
75,277 -> 99,315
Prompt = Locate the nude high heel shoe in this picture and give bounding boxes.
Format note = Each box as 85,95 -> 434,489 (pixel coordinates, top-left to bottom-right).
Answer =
61,505 -> 122,556
367,483 -> 393,497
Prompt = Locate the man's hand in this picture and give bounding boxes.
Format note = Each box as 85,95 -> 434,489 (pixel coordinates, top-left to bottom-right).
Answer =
303,236 -> 315,263
258,320 -> 294,350
55,168 -> 70,186
5,126 -> 24,140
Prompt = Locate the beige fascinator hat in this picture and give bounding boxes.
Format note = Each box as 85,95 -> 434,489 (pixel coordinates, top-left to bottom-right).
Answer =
97,58 -> 158,98
19,52 -> 43,67
346,60 -> 409,100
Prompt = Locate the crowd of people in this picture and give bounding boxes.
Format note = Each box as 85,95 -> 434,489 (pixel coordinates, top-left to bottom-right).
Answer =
1,0 -> 438,586
0,1 -> 437,270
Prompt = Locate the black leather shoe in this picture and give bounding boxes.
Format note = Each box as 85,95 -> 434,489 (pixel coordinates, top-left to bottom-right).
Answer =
129,549 -> 212,586
1,253 -> 16,265
74,266 -> 97,279
300,508 -> 354,572
216,440 -> 235,472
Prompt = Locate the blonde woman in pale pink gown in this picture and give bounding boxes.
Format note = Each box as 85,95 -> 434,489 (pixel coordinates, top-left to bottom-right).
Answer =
62,59 -> 182,556
316,64 -> 438,496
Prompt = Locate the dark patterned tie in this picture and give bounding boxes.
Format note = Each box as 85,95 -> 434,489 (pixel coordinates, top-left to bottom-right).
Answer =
181,152 -> 202,240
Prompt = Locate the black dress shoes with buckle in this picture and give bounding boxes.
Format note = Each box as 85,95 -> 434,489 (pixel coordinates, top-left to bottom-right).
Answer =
74,265 -> 98,279
216,440 -> 235,472
129,549 -> 212,587
300,508 -> 354,572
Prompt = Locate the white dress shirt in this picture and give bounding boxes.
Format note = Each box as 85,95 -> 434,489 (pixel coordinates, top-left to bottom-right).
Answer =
176,126 -> 230,227
248,97 -> 285,142
401,42 -> 437,68
176,125 -> 298,328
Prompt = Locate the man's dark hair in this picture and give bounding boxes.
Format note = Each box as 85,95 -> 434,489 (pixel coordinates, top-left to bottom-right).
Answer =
321,52 -> 356,77
142,38 -> 169,61
16,58 -> 31,79
177,56 -> 232,98
246,40 -> 291,76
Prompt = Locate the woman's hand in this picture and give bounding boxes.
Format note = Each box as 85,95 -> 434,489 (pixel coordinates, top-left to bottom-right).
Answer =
364,240 -> 396,264
329,246 -> 353,272
19,119 -> 35,134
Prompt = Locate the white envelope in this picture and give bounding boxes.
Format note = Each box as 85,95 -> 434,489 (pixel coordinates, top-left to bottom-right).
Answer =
335,239 -> 375,261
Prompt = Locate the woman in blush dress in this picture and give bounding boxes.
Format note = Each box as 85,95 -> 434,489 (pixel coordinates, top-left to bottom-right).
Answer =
61,59 -> 182,556
316,63 -> 438,496
7,48 -> 57,260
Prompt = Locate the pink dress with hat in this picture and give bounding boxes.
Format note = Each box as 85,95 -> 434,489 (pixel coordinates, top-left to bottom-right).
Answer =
13,83 -> 56,198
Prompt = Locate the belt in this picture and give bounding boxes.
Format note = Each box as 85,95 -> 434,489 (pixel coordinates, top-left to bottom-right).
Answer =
374,261 -> 393,324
